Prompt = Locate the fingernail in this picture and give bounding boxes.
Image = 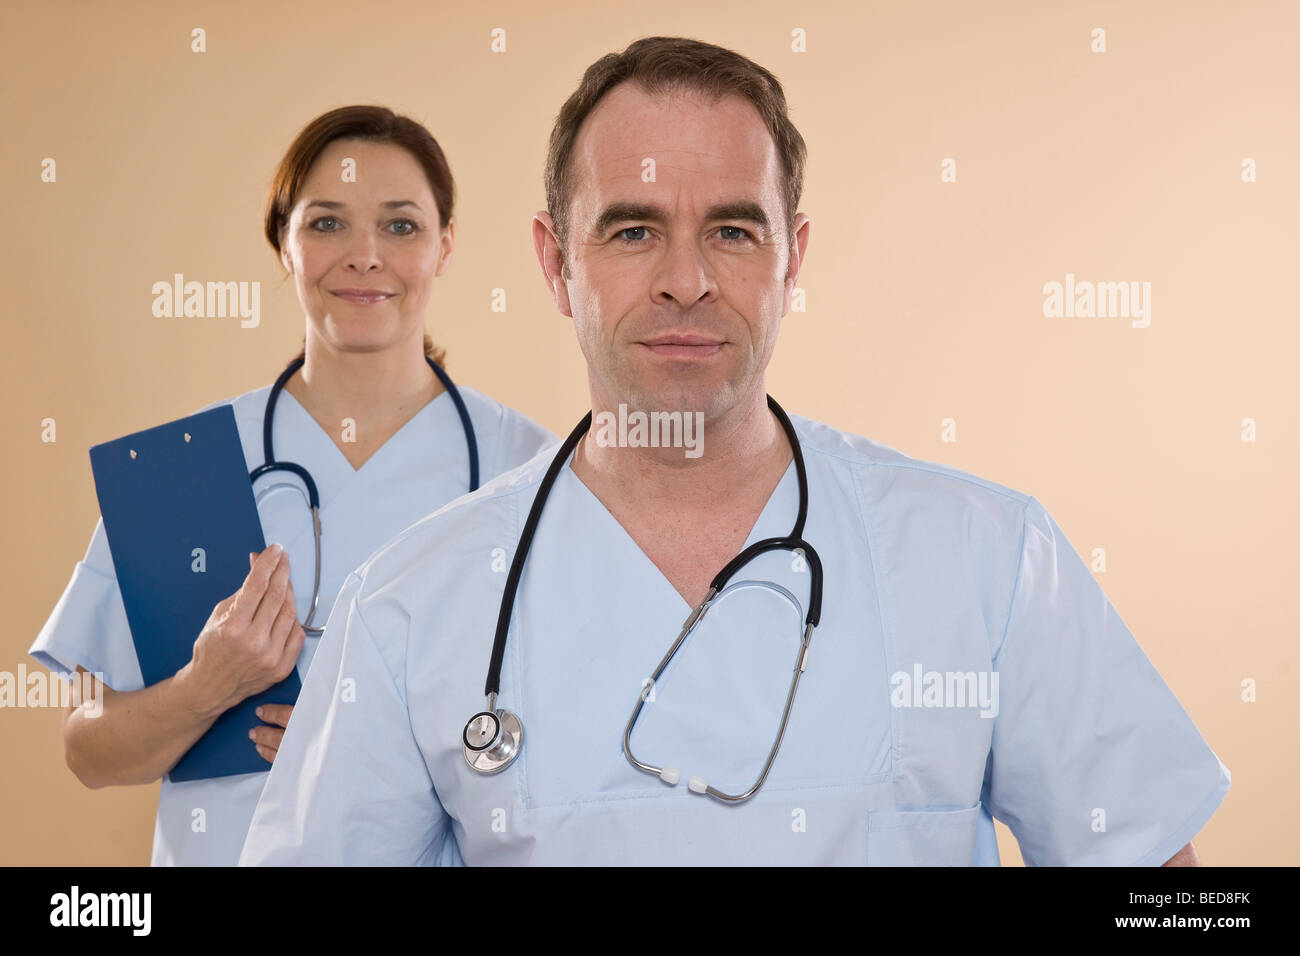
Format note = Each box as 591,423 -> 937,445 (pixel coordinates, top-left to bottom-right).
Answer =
269,543 -> 283,555
248,729 -> 256,740
255,707 -> 264,718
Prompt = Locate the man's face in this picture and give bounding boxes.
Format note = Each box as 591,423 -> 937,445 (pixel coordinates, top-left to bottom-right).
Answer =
537,83 -> 809,422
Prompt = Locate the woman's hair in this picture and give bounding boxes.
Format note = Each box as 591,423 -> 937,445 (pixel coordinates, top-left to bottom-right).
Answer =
267,105 -> 454,368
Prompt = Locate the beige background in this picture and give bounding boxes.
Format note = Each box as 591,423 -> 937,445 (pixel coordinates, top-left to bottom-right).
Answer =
1,0 -> 1295,865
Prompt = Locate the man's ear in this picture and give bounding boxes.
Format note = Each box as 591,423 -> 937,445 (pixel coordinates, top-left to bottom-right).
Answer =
786,213 -> 810,282
532,211 -> 573,318
782,213 -> 811,309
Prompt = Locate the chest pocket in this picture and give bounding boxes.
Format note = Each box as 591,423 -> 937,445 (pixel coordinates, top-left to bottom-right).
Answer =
866,803 -> 983,865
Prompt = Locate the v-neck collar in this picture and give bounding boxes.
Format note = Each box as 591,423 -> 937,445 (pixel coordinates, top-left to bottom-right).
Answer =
267,387 -> 453,510
279,387 -> 450,471
554,447 -> 802,616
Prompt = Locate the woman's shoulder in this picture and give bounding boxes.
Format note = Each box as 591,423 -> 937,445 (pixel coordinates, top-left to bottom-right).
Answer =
190,383 -> 275,425
451,384 -> 552,435
187,384 -> 279,470
448,382 -> 508,417
447,383 -> 559,476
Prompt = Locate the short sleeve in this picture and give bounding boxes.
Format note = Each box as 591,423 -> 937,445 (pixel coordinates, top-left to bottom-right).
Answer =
985,497 -> 1230,866
239,573 -> 454,866
29,518 -> 145,692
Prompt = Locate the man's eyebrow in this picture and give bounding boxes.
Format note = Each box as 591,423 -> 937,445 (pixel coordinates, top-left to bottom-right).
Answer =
591,202 -> 668,236
703,202 -> 770,231
303,199 -> 424,210
590,201 -> 770,236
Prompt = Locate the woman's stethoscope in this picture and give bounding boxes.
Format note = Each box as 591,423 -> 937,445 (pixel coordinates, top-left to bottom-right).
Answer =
462,395 -> 823,804
248,355 -> 480,636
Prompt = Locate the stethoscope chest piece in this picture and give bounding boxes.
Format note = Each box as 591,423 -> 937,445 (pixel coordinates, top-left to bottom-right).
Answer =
462,708 -> 523,774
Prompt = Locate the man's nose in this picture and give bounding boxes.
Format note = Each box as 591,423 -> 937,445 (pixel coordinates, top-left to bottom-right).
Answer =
652,234 -> 715,307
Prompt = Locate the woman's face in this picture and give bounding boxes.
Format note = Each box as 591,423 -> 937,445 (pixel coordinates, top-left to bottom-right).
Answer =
280,138 -> 453,355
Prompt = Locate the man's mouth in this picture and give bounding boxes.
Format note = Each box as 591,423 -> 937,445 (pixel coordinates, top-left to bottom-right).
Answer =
639,332 -> 725,359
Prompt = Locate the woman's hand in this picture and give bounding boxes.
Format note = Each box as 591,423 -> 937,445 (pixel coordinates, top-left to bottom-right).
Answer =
185,544 -> 306,718
63,545 -> 308,789
250,704 -> 294,764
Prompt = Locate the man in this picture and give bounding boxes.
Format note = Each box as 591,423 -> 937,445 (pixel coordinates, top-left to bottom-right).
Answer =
240,36 -> 1229,866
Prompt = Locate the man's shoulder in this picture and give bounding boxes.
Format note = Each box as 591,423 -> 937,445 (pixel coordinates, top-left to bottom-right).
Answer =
790,412 -> 1033,525
353,411 -> 1041,594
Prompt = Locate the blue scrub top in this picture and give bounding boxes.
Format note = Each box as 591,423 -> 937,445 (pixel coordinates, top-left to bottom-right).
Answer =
241,413 -> 1230,866
30,381 -> 557,865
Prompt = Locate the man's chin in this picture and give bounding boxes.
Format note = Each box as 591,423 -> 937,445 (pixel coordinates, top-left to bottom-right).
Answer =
618,380 -> 736,421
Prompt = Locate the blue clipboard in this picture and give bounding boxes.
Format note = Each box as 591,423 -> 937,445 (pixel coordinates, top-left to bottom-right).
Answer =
89,404 -> 301,782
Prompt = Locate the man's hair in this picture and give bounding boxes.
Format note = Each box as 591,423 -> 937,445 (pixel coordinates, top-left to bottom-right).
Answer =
544,36 -> 808,271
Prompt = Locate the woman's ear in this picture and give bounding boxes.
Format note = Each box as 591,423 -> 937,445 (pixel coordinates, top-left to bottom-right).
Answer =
434,218 -> 456,277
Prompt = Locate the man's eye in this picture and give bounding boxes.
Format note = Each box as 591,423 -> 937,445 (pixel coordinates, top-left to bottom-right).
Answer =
617,226 -> 648,243
719,226 -> 753,243
311,216 -> 341,231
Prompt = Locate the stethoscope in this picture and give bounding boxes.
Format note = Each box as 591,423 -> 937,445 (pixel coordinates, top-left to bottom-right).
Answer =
462,395 -> 823,804
248,354 -> 480,635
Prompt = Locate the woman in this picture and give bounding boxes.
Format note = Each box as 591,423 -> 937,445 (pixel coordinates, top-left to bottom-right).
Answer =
29,105 -> 556,866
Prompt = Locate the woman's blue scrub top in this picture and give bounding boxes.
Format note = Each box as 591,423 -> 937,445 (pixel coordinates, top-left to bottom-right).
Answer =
30,381 -> 556,865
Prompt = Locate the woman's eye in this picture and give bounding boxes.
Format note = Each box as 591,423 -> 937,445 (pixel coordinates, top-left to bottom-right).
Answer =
389,219 -> 418,236
617,226 -> 648,243
311,216 -> 341,231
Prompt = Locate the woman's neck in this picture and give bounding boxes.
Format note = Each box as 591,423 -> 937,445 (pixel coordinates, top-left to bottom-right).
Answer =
282,334 -> 444,469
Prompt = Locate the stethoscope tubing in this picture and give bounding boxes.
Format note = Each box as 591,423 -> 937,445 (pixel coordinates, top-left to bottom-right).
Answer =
466,395 -> 824,798
481,396 -> 821,699
484,410 -> 592,698
249,353 -> 479,635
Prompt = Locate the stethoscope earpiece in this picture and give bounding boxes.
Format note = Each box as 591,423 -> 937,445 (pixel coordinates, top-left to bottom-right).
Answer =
652,766 -> 711,796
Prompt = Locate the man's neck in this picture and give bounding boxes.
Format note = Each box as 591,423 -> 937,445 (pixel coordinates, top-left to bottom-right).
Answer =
568,387 -> 794,607
572,390 -> 786,503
